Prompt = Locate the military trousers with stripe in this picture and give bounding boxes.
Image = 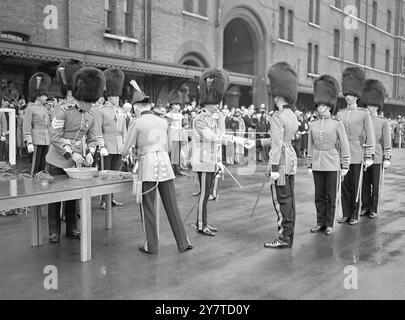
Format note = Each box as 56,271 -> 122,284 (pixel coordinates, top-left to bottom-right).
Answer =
141,180 -> 191,254
196,172 -> 216,231
313,171 -> 338,228
361,164 -> 382,214
342,164 -> 362,220
31,145 -> 49,176
270,175 -> 296,245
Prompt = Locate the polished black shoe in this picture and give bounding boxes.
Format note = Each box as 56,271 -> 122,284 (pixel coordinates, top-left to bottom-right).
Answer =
349,219 -> 359,225
369,212 -> 378,219
338,217 -> 350,224
66,229 -> 81,240
198,227 -> 216,237
310,226 -> 325,233
138,247 -> 157,255
325,227 -> 333,236
112,200 -> 124,207
48,233 -> 60,244
360,210 -> 369,217
179,244 -> 194,253
207,225 -> 219,233
264,239 -> 291,249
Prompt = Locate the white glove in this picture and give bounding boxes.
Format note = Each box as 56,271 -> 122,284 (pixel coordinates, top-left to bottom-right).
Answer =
341,169 -> 349,177
85,153 -> 94,166
72,153 -> 85,166
365,159 -> 374,168
234,136 -> 247,145
0,136 -> 6,142
27,143 -> 35,153
100,147 -> 109,157
271,172 -> 280,181
217,162 -> 225,173
383,160 -> 391,170
245,140 -> 256,149
308,169 -> 313,176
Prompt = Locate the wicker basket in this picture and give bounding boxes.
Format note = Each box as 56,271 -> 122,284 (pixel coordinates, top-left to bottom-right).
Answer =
64,167 -> 98,179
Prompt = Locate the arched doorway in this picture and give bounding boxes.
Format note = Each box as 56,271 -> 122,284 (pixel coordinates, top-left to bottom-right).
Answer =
222,7 -> 267,108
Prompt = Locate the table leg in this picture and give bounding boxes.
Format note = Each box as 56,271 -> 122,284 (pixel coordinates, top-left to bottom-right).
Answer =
30,205 -> 42,247
106,194 -> 112,230
80,189 -> 92,263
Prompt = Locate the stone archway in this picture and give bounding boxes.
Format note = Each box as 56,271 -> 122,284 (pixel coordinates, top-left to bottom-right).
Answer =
221,6 -> 268,108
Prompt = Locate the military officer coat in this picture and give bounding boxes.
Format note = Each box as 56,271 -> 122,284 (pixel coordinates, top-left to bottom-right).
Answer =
23,101 -> 51,146
370,112 -> 391,164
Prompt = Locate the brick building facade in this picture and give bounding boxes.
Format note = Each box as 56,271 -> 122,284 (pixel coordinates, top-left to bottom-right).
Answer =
1,0 -> 405,115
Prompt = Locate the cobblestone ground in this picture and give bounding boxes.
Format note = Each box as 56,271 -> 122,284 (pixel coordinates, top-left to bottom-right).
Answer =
0,149 -> 404,300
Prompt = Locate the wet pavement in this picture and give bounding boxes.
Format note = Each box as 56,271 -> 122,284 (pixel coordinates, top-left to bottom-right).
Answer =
0,149 -> 404,300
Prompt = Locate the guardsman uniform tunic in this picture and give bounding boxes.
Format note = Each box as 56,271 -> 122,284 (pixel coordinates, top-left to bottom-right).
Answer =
23,101 -> 51,175
166,110 -> 184,171
46,100 -> 98,236
362,113 -> 392,215
95,101 -> 127,169
192,109 -> 234,232
260,106 -> 299,245
336,105 -> 375,220
123,110 -> 191,254
307,113 -> 350,228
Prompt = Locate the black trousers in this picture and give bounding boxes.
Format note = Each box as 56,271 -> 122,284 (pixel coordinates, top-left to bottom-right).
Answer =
313,171 -> 338,228
362,164 -> 382,214
271,175 -> 296,244
47,164 -> 77,235
196,172 -> 216,230
31,145 -> 49,176
342,164 -> 362,220
101,154 -> 122,202
141,180 -> 190,253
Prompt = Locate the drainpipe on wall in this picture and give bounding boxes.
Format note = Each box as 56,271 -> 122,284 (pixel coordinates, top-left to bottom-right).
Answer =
66,0 -> 70,47
364,0 -> 369,68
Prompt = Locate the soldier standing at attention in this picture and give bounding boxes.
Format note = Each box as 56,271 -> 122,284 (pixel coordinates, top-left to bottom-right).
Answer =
360,80 -> 392,219
256,62 -> 299,249
307,75 -> 350,236
46,67 -> 105,243
96,68 -> 127,209
122,81 -> 193,255
23,72 -> 52,175
336,67 -> 375,226
192,68 -> 249,237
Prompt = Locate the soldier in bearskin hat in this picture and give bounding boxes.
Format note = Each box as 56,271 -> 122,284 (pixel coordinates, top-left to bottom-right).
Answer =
121,80 -> 193,255
307,75 -> 350,236
336,67 -> 375,225
167,89 -> 187,176
46,66 -> 105,243
360,80 -> 391,219
191,68 -> 249,237
23,72 -> 52,175
96,67 -> 127,209
256,62 -> 299,249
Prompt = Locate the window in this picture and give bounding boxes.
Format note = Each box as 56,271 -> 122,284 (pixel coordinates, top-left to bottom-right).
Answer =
314,44 -> 319,74
104,0 -> 114,33
387,10 -> 392,33
279,6 -> 285,39
309,0 -> 320,25
308,43 -> 313,73
335,0 -> 341,9
356,0 -> 361,19
385,49 -> 390,72
354,37 -> 360,63
372,1 -> 377,26
183,0 -> 207,17
371,43 -> 376,68
288,10 -> 294,42
333,29 -> 340,58
307,43 -> 319,74
124,0 -> 134,37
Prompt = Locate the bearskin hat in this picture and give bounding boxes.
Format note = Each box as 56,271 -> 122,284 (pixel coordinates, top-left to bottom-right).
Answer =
130,79 -> 150,104
342,67 -> 366,98
313,75 -> 340,110
56,59 -> 85,96
168,90 -> 183,105
72,67 -> 106,103
268,62 -> 298,105
28,72 -> 51,102
360,79 -> 386,109
104,68 -> 125,98
199,68 -> 230,106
